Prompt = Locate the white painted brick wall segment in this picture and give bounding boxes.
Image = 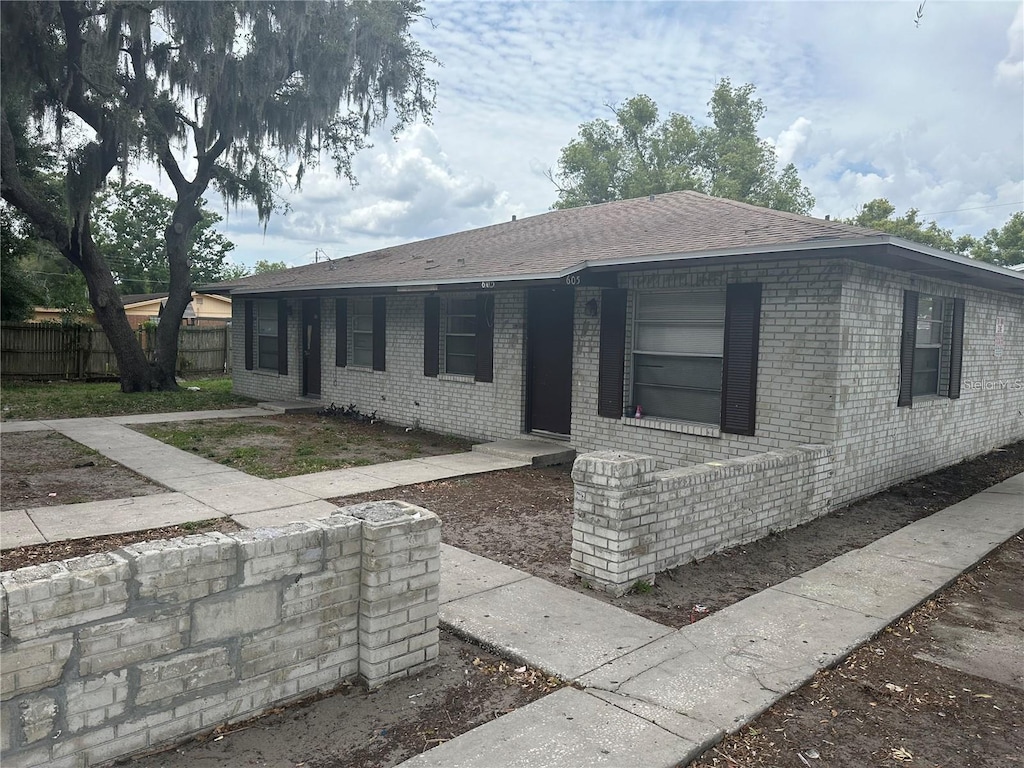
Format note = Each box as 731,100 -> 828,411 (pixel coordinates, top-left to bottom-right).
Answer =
573,446 -> 834,595
0,501 -> 440,767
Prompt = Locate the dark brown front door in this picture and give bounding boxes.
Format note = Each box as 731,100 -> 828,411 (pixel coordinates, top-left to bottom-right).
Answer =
527,286 -> 574,435
302,299 -> 321,397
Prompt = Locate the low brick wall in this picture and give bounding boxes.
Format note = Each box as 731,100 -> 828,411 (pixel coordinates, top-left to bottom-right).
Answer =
0,501 -> 440,768
571,446 -> 834,596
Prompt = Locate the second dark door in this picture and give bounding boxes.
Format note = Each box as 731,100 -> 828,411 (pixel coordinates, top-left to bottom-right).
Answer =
527,286 -> 574,435
302,299 -> 321,397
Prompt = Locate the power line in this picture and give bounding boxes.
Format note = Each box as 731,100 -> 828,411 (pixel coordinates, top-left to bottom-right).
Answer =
917,201 -> 1023,217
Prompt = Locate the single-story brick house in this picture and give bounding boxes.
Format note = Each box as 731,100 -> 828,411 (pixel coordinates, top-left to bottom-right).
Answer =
207,191 -> 1023,505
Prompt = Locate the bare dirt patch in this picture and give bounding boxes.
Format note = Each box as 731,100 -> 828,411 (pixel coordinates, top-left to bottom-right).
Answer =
133,414 -> 475,478
692,535 -> 1024,768
0,431 -> 166,509
344,442 -> 1024,628
127,629 -> 562,768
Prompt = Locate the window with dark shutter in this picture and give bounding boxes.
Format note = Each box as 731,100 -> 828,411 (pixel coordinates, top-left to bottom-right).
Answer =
335,298 -> 347,367
898,290 -> 919,407
597,289 -> 627,418
277,299 -> 288,376
947,298 -> 965,399
372,296 -> 386,372
339,296 -> 352,366
475,294 -> 494,383
720,283 -> 761,436
632,290 -> 726,424
424,296 -> 440,377
244,300 -> 254,371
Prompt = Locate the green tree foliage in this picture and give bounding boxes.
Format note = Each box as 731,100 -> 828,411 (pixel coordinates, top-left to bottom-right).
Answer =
848,199 -> 1024,268
968,211 -> 1024,267
1,1 -> 435,391
846,199 -> 974,253
1,209 -> 41,321
93,182 -> 235,294
551,80 -> 814,213
253,260 -> 289,275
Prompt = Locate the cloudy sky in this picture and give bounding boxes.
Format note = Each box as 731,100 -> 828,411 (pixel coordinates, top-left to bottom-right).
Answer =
184,0 -> 1024,271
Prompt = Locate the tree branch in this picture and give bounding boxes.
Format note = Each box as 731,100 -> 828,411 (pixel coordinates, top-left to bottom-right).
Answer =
0,112 -> 75,266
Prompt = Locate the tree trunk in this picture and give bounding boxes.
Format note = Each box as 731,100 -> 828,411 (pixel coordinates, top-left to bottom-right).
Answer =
150,197 -> 202,389
73,230 -> 155,392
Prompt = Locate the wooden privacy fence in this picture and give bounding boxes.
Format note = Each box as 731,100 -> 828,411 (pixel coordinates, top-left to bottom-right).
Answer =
0,323 -> 232,380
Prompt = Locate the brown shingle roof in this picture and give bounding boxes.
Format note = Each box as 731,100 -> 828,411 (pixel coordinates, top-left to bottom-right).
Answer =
209,190 -> 889,294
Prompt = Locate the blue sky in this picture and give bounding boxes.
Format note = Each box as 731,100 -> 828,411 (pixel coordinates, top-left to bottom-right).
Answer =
146,0 -> 1024,271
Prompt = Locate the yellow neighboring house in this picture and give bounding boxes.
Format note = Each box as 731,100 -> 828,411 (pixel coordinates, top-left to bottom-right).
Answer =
32,292 -> 232,328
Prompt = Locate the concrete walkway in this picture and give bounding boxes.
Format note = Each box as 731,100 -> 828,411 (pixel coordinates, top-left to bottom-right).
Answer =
2,410 -> 1021,767
405,472 -> 1023,768
0,407 -> 566,547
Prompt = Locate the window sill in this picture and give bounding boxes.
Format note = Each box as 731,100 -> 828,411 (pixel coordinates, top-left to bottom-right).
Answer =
253,368 -> 281,377
350,366 -> 384,375
437,373 -> 477,384
622,416 -> 720,438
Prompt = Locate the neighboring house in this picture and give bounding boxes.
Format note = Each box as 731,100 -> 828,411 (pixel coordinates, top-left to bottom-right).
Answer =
31,292 -> 232,328
120,292 -> 233,328
206,191 -> 1024,506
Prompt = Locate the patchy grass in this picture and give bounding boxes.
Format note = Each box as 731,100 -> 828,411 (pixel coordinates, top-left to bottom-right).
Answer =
0,377 -> 255,421
135,414 -> 474,479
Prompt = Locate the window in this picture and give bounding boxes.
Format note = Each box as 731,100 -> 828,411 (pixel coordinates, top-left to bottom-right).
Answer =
913,295 -> 944,396
632,291 -> 726,424
256,300 -> 279,370
899,291 -> 965,406
424,294 -> 493,382
351,297 -> 373,367
445,296 -> 477,376
600,284 -> 761,434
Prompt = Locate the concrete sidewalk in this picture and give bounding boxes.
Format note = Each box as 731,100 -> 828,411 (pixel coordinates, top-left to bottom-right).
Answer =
0,408 -> 568,548
2,411 -> 1021,767
401,473 -> 1023,768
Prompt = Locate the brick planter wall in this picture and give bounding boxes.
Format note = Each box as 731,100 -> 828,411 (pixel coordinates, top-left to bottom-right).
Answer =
571,446 -> 834,596
0,501 -> 440,768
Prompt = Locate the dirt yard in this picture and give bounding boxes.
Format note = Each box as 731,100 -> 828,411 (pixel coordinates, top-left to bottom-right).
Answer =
132,413 -> 475,478
1,431 -> 167,508
1,432 -> 1021,768
344,442 -> 1024,628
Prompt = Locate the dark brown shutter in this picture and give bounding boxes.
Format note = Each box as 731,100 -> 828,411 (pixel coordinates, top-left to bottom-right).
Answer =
898,290 -> 918,407
244,300 -> 254,371
335,298 -> 347,367
597,288 -> 627,418
424,296 -> 440,377
475,294 -> 494,383
277,299 -> 288,375
720,283 -> 761,436
947,297 -> 965,399
372,296 -> 386,372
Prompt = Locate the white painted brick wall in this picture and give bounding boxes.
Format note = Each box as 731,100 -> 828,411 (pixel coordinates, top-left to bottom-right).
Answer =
229,257 -> 1020,507
232,292 -> 527,442
0,502 -> 440,768
571,446 -> 835,595
832,261 -> 1024,503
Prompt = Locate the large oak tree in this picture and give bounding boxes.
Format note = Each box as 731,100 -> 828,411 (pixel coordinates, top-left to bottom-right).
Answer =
1,1 -> 434,391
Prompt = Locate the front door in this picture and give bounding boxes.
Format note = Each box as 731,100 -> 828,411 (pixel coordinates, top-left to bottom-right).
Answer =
301,299 -> 321,397
527,286 -> 574,435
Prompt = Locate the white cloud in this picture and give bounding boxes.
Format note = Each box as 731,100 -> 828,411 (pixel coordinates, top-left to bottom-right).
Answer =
773,117 -> 813,166
144,0 -> 1022,269
996,4 -> 1024,86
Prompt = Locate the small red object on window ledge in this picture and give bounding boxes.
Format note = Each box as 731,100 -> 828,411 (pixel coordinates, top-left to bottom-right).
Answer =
634,405 -> 643,418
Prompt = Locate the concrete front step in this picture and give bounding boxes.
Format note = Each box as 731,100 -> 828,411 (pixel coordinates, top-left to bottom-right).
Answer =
473,437 -> 576,467
256,400 -> 325,414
